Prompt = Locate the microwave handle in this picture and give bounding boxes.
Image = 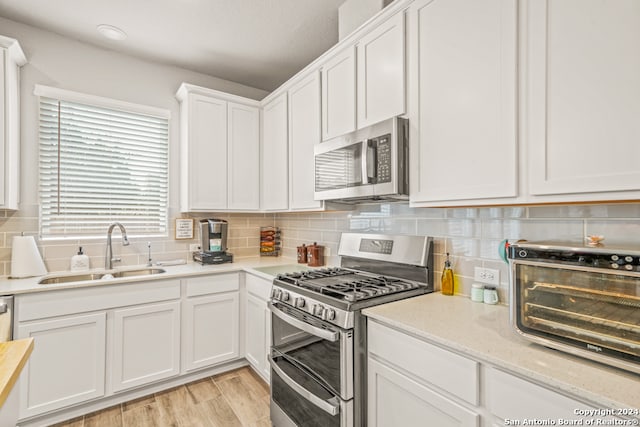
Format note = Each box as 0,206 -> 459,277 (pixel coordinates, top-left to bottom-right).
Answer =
361,139 -> 377,184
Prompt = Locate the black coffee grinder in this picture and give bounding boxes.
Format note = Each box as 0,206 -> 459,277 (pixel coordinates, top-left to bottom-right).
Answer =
193,219 -> 233,264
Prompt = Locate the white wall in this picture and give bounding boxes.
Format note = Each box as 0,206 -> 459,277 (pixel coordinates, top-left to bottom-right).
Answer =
0,16 -> 267,210
0,17 -> 270,275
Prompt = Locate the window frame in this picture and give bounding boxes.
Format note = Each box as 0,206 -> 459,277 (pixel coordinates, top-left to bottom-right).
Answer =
35,84 -> 171,240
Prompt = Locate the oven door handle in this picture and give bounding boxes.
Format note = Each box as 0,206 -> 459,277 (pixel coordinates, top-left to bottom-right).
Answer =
269,356 -> 340,416
269,302 -> 339,342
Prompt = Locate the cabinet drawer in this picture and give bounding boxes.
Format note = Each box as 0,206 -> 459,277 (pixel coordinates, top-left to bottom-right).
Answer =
185,273 -> 239,297
16,279 -> 180,321
368,321 -> 479,405
486,367 -> 600,421
245,273 -> 272,300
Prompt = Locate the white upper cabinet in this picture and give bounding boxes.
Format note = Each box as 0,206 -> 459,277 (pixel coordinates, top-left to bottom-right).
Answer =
408,0 -> 517,206
321,46 -> 357,140
261,93 -> 289,211
320,8 -> 406,141
0,36 -> 26,210
177,83 -> 260,212
289,71 -> 324,210
228,102 -> 260,210
357,11 -> 405,129
525,0 -> 640,200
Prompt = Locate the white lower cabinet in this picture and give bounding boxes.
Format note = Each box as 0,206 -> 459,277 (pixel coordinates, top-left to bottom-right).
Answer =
368,358 -> 479,427
13,272 -> 252,423
485,367 -> 617,426
367,320 -> 617,427
244,273 -> 272,381
17,313 -> 107,419
182,274 -> 241,372
111,301 -> 181,392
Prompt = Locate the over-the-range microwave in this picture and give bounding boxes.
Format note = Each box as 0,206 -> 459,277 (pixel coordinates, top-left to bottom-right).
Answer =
314,117 -> 408,203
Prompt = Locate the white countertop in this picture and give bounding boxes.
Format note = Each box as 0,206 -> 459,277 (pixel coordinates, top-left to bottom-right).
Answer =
363,293 -> 640,409
0,257 -> 303,295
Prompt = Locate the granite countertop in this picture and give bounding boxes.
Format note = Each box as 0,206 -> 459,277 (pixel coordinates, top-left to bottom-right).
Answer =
0,338 -> 34,408
0,257 -> 305,295
363,293 -> 640,409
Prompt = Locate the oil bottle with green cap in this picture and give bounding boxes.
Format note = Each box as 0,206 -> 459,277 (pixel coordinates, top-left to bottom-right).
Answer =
441,252 -> 454,296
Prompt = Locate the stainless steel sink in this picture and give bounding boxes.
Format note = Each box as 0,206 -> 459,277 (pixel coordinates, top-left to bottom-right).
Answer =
38,268 -> 166,285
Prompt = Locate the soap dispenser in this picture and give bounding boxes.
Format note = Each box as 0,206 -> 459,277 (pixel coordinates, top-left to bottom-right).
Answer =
441,252 -> 454,296
70,246 -> 90,271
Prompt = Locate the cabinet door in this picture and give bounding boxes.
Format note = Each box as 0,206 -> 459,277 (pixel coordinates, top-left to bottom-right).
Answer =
228,102 -> 260,210
289,71 -> 324,211
17,313 -> 106,418
526,0 -> 640,196
368,358 -> 479,427
408,0 -> 517,204
357,11 -> 405,129
321,46 -> 356,140
261,93 -> 289,211
0,50 -> 6,207
182,292 -> 240,371
485,367 -> 613,422
245,293 -> 267,373
184,93 -> 227,210
111,301 -> 180,392
262,303 -> 271,381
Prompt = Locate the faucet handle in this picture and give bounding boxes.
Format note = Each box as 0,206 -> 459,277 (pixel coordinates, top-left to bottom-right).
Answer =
111,257 -> 122,264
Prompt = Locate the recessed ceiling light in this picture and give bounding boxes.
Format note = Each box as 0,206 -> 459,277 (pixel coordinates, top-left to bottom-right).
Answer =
96,24 -> 127,41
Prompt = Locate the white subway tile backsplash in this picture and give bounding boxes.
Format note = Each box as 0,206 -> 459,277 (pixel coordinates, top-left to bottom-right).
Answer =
445,219 -> 480,238
516,219 -> 583,241
2,203 -> 640,280
585,219 -> 640,245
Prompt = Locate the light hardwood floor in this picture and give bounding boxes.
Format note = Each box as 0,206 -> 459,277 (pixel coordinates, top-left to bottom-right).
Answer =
51,367 -> 270,427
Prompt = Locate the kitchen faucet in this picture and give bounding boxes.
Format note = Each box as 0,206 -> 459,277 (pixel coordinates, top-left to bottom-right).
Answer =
105,222 -> 130,270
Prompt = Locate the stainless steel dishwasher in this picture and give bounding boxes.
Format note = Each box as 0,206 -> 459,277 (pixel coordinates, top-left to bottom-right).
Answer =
0,296 -> 14,342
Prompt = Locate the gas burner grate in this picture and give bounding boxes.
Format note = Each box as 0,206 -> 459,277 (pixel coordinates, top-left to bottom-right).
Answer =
276,268 -> 422,303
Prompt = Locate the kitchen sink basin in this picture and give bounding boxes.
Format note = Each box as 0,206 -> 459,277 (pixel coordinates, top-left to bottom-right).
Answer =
38,268 -> 166,285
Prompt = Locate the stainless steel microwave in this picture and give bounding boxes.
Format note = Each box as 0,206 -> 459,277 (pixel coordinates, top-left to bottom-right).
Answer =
314,117 -> 408,203
508,241 -> 640,374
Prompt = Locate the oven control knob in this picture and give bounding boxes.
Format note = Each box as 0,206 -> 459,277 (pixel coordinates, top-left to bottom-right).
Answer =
313,304 -> 324,316
294,297 -> 306,308
611,263 -> 619,269
611,255 -> 620,261
518,250 -> 527,258
323,308 -> 336,321
274,289 -> 282,300
625,264 -> 634,271
280,291 -> 290,302
270,288 -> 277,299
625,256 -> 634,263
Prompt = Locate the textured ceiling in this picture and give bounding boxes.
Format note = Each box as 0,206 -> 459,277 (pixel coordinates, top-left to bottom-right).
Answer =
0,0 -> 345,91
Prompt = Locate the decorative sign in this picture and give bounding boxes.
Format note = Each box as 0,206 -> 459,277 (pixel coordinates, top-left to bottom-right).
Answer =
175,218 -> 194,240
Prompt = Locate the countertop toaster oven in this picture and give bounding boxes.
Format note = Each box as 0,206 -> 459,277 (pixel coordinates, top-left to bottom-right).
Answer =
508,241 -> 640,374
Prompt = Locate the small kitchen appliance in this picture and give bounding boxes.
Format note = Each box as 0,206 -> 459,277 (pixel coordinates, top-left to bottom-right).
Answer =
314,117 -> 408,203
508,240 -> 640,374
193,219 -> 233,264
269,232 -> 434,427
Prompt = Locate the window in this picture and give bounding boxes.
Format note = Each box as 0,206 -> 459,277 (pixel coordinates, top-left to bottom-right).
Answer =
36,85 -> 169,239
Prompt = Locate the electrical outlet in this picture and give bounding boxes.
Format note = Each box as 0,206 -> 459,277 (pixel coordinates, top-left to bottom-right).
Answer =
189,244 -> 200,252
474,267 -> 500,286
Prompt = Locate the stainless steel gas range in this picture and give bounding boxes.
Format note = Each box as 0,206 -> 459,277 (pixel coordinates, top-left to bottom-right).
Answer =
269,233 -> 434,427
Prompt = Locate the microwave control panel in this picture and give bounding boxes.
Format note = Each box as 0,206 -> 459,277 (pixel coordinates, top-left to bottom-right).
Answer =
374,134 -> 392,183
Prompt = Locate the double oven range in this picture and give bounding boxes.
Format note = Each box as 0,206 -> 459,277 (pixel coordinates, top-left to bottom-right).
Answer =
269,233 -> 434,427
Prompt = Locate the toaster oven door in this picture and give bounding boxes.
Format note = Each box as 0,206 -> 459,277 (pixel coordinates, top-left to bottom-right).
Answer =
511,261 -> 640,372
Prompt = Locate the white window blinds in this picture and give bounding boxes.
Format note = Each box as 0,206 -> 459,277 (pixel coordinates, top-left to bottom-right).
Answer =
38,93 -> 169,239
